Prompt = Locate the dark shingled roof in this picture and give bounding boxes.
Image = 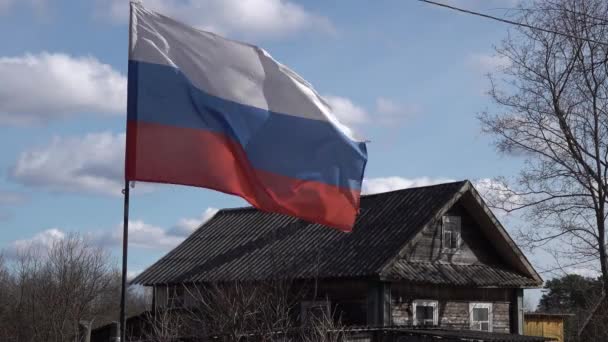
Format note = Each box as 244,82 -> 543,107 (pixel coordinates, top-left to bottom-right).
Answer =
132,181 -> 538,287
387,261 -> 539,287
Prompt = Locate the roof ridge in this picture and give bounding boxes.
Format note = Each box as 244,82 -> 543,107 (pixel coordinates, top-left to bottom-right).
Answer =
216,205 -> 258,213
360,180 -> 469,198
397,260 -> 522,268
213,180 -> 469,214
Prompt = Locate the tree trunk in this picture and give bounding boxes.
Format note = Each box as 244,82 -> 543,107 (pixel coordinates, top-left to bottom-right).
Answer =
598,210 -> 608,294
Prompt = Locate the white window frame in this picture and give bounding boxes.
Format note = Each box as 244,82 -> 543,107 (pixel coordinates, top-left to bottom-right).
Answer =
469,302 -> 493,332
442,215 -> 461,253
300,300 -> 331,324
412,300 -> 439,326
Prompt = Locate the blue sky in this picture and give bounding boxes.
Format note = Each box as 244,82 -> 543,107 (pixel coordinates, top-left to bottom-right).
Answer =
0,0 -> 559,306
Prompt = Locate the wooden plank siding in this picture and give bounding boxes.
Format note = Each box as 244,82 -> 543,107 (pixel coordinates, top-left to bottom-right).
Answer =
524,314 -> 566,342
390,283 -> 515,333
401,204 -> 504,265
391,299 -> 511,332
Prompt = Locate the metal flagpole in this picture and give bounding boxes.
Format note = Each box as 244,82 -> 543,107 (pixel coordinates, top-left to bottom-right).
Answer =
119,181 -> 130,341
120,3 -> 135,341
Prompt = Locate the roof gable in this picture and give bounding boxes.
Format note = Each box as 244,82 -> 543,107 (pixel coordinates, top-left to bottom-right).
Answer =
379,181 -> 542,286
462,183 -> 542,284
397,202 -> 506,264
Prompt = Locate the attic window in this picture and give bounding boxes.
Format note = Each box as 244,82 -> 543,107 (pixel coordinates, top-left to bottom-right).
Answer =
442,215 -> 461,252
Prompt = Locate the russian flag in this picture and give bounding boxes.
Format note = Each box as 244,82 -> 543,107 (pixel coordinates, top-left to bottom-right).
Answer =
126,4 -> 368,231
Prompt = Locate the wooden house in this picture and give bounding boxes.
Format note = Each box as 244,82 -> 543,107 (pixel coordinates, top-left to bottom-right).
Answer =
131,181 -> 545,340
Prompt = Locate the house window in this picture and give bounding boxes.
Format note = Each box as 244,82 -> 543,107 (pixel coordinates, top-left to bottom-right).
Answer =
301,301 -> 331,324
413,300 -> 438,326
442,215 -> 461,252
469,303 -> 493,332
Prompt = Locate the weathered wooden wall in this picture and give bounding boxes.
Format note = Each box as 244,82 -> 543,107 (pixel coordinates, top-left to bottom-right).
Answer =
390,283 -> 515,333
391,299 -> 510,333
402,204 -> 504,265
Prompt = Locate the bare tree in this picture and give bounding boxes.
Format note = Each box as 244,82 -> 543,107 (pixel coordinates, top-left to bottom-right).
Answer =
479,0 -> 608,292
45,235 -> 116,340
0,233 -> 138,342
0,253 -> 13,341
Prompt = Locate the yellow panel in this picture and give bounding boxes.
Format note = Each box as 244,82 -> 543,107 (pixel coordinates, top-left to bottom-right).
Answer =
524,319 -> 564,342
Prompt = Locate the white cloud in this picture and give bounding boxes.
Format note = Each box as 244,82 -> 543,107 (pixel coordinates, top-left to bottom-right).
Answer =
0,52 -> 126,125
90,220 -> 185,250
474,178 -> 522,212
169,208 -> 219,237
375,98 -> 401,115
10,132 -> 126,196
5,228 -> 65,258
362,176 -> 455,195
374,97 -> 419,124
468,53 -> 511,74
107,0 -> 333,38
3,207 -> 219,257
7,221 -> 186,256
91,207 -> 219,250
324,95 -> 369,125
324,95 -> 419,129
127,220 -> 181,249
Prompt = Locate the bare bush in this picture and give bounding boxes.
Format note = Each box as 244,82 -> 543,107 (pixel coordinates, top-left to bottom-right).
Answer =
0,233 -> 146,342
181,280 -> 298,341
143,307 -> 185,342
138,280 -> 351,341
300,305 -> 347,342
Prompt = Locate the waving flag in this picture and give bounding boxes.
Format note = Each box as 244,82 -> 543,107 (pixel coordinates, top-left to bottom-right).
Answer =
126,3 -> 367,231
